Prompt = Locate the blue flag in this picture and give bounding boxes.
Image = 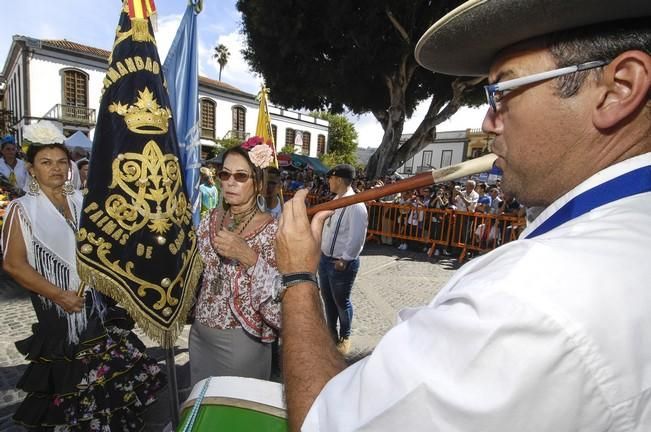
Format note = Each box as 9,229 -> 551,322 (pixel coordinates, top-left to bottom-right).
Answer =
163,0 -> 202,227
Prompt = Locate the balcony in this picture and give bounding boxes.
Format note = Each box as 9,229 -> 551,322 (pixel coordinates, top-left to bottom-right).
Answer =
200,127 -> 215,140
43,104 -> 96,126
223,129 -> 249,141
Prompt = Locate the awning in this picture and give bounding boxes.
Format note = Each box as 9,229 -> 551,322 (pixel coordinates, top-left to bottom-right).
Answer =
64,130 -> 93,150
290,154 -> 329,174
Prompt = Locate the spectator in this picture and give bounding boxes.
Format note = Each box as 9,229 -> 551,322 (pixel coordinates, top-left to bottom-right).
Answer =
0,136 -> 28,192
318,164 -> 367,354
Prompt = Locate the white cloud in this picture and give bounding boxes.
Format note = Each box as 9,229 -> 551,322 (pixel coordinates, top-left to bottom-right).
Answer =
437,105 -> 488,132
348,113 -> 384,149
154,14 -> 183,63
208,31 -> 262,94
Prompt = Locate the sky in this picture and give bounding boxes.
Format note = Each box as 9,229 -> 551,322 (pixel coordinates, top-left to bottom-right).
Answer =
0,0 -> 488,148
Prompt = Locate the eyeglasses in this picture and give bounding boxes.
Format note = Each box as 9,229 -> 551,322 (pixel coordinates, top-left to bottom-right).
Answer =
217,170 -> 251,183
484,60 -> 607,111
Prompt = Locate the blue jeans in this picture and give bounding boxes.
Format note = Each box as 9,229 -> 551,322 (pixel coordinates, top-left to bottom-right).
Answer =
318,255 -> 360,340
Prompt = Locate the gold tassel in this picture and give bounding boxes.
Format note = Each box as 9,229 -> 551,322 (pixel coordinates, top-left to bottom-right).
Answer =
130,18 -> 152,42
76,250 -> 203,348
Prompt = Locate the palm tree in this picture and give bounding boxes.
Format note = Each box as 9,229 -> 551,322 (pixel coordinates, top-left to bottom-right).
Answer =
213,44 -> 230,81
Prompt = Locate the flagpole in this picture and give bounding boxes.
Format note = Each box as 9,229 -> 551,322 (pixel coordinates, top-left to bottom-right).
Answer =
161,0 -> 203,427
256,84 -> 284,203
166,347 -> 181,427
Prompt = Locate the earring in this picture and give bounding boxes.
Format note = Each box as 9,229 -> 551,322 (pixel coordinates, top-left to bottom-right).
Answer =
62,179 -> 75,196
256,194 -> 266,212
27,176 -> 40,196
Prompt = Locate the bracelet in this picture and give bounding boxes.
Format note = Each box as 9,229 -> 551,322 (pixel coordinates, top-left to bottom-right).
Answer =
274,272 -> 318,303
281,272 -> 318,287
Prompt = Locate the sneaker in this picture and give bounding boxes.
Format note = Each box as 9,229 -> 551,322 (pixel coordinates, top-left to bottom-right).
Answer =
336,337 -> 351,354
398,243 -> 407,251
434,249 -> 441,256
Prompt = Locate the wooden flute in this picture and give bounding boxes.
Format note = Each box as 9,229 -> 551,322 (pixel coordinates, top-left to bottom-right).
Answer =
306,153 -> 498,216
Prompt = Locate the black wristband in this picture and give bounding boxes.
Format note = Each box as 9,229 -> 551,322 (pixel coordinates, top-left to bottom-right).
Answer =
281,272 -> 318,287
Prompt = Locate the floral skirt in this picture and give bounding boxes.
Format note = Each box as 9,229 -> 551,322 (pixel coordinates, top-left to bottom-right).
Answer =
12,302 -> 166,431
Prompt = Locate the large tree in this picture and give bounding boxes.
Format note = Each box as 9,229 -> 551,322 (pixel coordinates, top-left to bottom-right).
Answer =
237,0 -> 484,179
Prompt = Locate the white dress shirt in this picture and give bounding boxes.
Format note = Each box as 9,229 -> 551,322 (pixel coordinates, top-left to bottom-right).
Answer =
303,152 -> 651,431
454,189 -> 479,212
320,187 -> 368,261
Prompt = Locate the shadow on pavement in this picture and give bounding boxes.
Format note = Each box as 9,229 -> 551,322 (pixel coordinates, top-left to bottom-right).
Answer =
0,365 -> 26,393
0,270 -> 28,301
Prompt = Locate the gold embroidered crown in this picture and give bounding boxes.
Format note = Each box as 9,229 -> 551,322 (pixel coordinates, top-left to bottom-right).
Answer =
109,87 -> 171,135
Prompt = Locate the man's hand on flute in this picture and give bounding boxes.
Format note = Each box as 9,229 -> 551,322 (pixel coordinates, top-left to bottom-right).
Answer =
275,189 -> 345,432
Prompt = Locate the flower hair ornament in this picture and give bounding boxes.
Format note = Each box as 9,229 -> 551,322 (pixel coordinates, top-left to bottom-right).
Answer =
22,121 -> 74,196
242,136 -> 274,169
22,121 -> 66,146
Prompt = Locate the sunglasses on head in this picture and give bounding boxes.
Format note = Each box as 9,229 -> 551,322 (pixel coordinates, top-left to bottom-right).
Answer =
217,170 -> 251,183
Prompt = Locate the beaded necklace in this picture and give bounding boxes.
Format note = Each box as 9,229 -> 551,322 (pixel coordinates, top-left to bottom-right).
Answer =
223,206 -> 258,235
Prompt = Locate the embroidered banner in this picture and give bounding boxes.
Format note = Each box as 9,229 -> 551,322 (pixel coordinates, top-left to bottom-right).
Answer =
76,0 -> 201,348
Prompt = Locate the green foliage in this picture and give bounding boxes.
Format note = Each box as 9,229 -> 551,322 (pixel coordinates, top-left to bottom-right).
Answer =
236,0 -> 470,115
280,144 -> 297,154
213,44 -> 230,81
216,137 -> 241,150
311,111 -> 358,162
202,146 -> 220,160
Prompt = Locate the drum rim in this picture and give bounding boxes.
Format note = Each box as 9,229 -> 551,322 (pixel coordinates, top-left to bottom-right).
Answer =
181,396 -> 287,419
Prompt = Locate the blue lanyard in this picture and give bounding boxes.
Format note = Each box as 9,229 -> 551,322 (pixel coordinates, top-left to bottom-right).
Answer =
525,165 -> 651,239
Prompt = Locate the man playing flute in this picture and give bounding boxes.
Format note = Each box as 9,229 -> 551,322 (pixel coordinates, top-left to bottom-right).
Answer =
275,0 -> 651,430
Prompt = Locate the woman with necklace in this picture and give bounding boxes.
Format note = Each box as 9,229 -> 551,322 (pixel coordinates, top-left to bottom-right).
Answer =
2,122 -> 165,431
189,142 -> 281,384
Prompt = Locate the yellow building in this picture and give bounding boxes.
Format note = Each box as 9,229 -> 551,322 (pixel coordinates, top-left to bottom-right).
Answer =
466,128 -> 494,159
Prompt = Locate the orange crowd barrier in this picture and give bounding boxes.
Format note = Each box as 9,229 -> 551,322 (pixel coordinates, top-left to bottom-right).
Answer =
281,191 -> 527,261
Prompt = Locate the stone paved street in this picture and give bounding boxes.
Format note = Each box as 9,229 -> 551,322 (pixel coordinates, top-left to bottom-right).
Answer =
0,243 -> 459,431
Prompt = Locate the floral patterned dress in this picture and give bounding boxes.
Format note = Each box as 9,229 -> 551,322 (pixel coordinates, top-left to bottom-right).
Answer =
12,293 -> 166,431
195,210 -> 281,342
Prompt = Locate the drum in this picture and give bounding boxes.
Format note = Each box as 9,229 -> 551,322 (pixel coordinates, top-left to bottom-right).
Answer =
177,376 -> 288,431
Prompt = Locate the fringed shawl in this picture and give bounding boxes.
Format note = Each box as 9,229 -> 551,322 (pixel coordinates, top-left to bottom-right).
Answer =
2,191 -> 88,344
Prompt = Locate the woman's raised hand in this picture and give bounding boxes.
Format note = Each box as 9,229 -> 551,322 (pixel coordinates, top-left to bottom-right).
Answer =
212,229 -> 258,267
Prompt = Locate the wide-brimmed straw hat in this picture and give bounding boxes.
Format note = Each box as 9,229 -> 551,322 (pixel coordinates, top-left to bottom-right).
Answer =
415,0 -> 651,77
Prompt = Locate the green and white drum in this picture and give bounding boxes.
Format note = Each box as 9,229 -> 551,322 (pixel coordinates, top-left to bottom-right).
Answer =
177,376 -> 288,432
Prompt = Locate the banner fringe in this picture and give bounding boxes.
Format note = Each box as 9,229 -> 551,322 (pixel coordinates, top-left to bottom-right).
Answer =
77,250 -> 203,349
131,18 -> 152,42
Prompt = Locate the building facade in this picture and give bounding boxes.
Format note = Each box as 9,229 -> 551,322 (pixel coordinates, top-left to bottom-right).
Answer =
398,130 -> 467,176
0,35 -> 329,157
397,129 -> 493,176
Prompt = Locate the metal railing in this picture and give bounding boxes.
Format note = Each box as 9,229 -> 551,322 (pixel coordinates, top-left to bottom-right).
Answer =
43,104 -> 96,126
223,129 -> 249,141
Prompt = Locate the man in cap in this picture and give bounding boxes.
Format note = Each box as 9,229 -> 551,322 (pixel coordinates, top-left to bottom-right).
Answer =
308,163 -> 368,355
275,0 -> 651,430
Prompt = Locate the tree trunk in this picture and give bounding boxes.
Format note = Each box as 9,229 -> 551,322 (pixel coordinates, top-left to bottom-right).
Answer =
365,77 -> 484,180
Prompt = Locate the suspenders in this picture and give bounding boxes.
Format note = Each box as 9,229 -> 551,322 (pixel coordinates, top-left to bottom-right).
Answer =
328,207 -> 347,256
